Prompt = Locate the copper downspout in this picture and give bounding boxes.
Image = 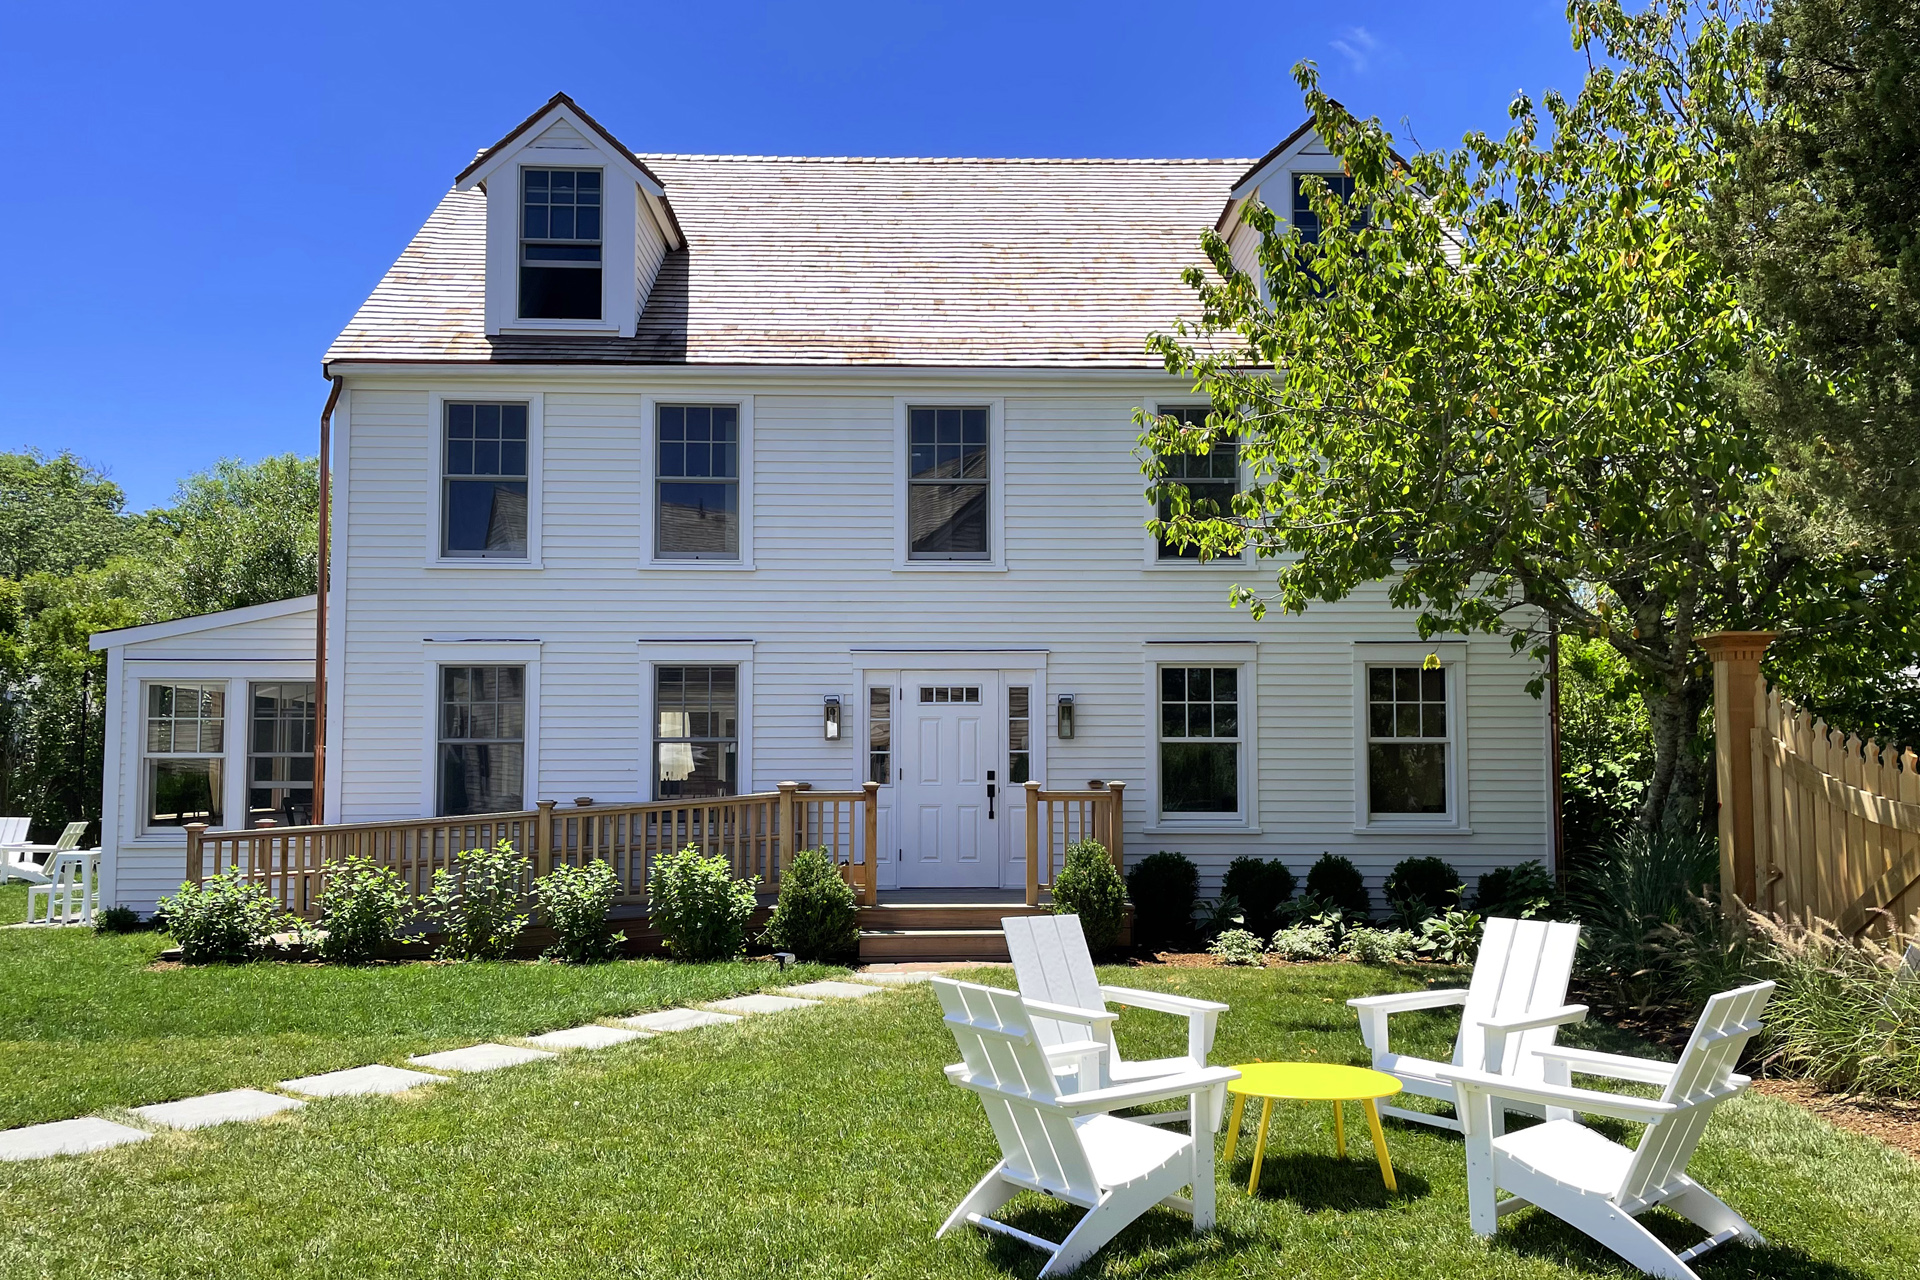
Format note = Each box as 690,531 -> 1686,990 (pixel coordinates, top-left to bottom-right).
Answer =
313,375 -> 344,824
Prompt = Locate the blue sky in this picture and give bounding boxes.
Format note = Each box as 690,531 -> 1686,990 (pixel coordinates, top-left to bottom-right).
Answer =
0,1 -> 1589,511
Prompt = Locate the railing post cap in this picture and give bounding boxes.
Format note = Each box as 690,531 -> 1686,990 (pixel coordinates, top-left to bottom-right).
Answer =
184,822 -> 209,833
1024,779 -> 1041,791
1698,631 -> 1779,663
778,780 -> 800,791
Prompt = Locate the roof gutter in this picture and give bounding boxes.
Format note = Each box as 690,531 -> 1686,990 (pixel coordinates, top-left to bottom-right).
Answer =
314,374 -> 343,823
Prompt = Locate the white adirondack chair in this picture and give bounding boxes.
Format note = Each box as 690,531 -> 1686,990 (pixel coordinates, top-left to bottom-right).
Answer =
26,850 -> 100,925
1439,980 -> 1776,1280
933,976 -> 1239,1278
1002,913 -> 1229,1124
0,817 -> 33,881
6,821 -> 91,878
1347,915 -> 1585,1130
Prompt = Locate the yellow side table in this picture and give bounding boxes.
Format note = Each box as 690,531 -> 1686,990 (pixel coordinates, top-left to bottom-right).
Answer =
1221,1062 -> 1403,1194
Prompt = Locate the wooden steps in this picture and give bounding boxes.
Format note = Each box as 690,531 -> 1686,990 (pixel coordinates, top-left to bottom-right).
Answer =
855,901 -> 1047,962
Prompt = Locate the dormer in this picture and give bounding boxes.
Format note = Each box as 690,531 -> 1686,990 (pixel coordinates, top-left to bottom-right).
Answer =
1215,115 -> 1355,285
455,93 -> 683,339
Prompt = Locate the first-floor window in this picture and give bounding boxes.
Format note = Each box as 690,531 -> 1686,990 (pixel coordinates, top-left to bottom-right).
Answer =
248,682 -> 315,827
438,666 -> 526,816
655,665 -> 738,799
1159,666 -> 1239,815
868,687 -> 891,786
145,682 -> 225,828
1367,665 -> 1451,816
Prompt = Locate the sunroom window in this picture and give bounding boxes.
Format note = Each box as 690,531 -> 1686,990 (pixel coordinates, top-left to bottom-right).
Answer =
144,682 -> 225,829
520,168 -> 602,320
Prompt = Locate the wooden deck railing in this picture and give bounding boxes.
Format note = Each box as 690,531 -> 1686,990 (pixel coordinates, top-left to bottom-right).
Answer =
184,780 -> 881,920
1024,781 -> 1125,907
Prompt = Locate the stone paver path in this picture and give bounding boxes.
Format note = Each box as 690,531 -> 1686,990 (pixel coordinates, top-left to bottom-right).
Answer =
782,980 -> 885,999
850,971 -> 935,986
705,993 -> 820,1016
133,1089 -> 305,1130
525,1024 -> 650,1050
0,1117 -> 151,1162
410,1043 -> 557,1073
281,1064 -> 447,1097
620,1008 -> 741,1032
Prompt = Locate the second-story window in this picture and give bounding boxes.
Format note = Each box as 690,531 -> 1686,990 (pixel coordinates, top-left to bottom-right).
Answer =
1155,407 -> 1238,560
908,406 -> 989,561
1291,172 -> 1357,243
520,168 -> 602,320
443,402 -> 529,559
656,405 -> 739,559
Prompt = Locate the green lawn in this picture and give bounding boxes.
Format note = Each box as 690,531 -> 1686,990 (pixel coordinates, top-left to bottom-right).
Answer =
2,906 -> 1916,1280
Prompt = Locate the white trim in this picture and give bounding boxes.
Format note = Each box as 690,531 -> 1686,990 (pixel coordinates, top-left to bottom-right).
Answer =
498,322 -> 623,335
425,390 -> 545,570
1229,126 -> 1334,201
422,641 -> 542,816
636,639 -> 756,797
1138,400 -> 1248,570
639,392 -> 756,569
1351,640 -> 1472,835
892,396 -> 1007,572
99,646 -> 124,905
456,102 -> 665,197
89,596 -> 316,652
1142,641 -> 1260,834
324,389 -> 351,824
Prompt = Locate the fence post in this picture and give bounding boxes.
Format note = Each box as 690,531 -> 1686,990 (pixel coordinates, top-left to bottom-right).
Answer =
534,800 -> 555,876
185,823 -> 207,884
777,781 -> 799,887
1699,631 -> 1777,910
861,781 -> 880,906
1025,781 -> 1042,907
1105,781 -> 1125,877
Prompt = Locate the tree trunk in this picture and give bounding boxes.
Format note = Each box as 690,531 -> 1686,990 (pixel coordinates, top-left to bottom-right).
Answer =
1638,675 -> 1713,835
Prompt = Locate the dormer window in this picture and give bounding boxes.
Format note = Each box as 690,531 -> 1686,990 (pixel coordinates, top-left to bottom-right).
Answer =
520,168 -> 602,320
1291,172 -> 1357,243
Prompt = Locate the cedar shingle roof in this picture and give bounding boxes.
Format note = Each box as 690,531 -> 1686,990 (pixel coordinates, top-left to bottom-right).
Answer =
324,153 -> 1253,369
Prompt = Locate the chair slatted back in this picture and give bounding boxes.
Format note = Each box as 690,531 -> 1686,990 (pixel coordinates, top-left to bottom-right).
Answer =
1456,917 -> 1581,1075
934,976 -> 1101,1203
1002,914 -> 1108,1052
50,821 -> 89,854
1616,981 -> 1775,1210
0,817 -> 29,846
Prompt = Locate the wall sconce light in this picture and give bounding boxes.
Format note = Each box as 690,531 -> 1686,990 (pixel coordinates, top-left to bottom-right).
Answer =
823,694 -> 841,741
1057,694 -> 1075,740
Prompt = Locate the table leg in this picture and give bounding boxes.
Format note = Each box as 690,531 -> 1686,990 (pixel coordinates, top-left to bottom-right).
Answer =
1364,1099 -> 1397,1192
1223,1093 -> 1246,1163
1333,1100 -> 1346,1158
1247,1098 -> 1273,1195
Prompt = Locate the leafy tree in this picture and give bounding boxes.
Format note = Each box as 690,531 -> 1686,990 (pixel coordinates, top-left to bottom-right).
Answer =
1559,633 -> 1654,853
0,451 -> 141,580
147,454 -> 319,616
1142,0 -> 1915,832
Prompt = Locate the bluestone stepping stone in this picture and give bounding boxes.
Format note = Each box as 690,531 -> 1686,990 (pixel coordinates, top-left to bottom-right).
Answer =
781,980 -> 884,999
620,1008 -> 740,1032
409,1043 -> 556,1073
0,1117 -> 152,1162
133,1089 -> 305,1130
280,1064 -> 446,1097
704,993 -> 820,1016
852,971 -> 934,985
524,1024 -> 649,1050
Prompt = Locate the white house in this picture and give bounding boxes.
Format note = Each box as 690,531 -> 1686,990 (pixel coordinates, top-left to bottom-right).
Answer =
91,95 -> 1553,919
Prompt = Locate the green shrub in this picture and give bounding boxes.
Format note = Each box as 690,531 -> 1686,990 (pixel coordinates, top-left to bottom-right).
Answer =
1222,856 -> 1296,936
93,905 -> 142,934
1346,926 -> 1418,965
1270,924 -> 1336,961
1384,856 -> 1462,926
1416,908 -> 1484,964
1475,859 -> 1555,919
1752,916 -> 1920,1100
424,839 -> 530,961
157,868 -> 297,964
1127,851 -> 1199,950
1568,827 -> 1719,1014
1208,928 -> 1267,966
533,859 -> 628,963
1053,840 -> 1126,954
1305,853 -> 1371,919
760,846 -> 859,962
647,844 -> 758,961
316,854 -> 415,962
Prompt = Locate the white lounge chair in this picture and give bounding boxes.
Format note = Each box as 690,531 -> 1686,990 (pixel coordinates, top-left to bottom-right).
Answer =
27,850 -> 100,925
1002,913 -> 1229,1112
1347,915 -> 1584,1130
933,976 -> 1238,1278
5,821 -> 92,882
1440,980 -> 1776,1280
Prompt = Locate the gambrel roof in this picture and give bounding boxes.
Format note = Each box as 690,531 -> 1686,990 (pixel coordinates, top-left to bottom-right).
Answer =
325,151 -> 1256,371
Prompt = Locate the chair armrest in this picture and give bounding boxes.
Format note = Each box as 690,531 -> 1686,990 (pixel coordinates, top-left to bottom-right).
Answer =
1040,1039 -> 1107,1062
1056,1067 -> 1243,1118
1021,997 -> 1120,1031
1347,988 -> 1468,1013
1532,1046 -> 1678,1086
1436,1066 -> 1678,1124
1097,985 -> 1230,1016
1478,1004 -> 1588,1035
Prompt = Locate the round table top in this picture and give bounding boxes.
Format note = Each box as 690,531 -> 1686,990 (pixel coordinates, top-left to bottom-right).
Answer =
1225,1062 -> 1404,1101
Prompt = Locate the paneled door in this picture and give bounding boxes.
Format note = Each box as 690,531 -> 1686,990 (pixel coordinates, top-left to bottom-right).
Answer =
895,675 -> 1002,888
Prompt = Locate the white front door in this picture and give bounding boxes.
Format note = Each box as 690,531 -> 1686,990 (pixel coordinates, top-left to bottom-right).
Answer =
896,675 -> 1002,888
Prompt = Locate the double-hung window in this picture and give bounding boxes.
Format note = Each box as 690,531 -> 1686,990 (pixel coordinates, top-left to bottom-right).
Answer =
442,402 -> 529,559
520,168 -> 602,320
144,682 -> 225,829
1155,407 -> 1238,560
1158,666 -> 1240,815
247,682 -> 314,827
656,405 -> 739,559
655,665 -> 738,799
438,666 -> 526,816
1366,665 -> 1452,817
907,406 -> 990,560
